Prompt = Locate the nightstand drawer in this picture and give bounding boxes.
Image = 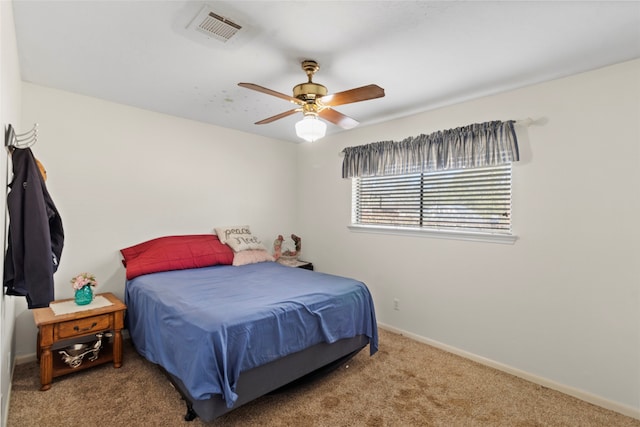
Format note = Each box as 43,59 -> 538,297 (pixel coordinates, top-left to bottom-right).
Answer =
56,314 -> 111,339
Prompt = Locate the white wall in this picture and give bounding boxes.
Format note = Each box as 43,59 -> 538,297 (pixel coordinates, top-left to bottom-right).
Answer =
14,83 -> 299,358
297,59 -> 640,415
0,1 -> 20,423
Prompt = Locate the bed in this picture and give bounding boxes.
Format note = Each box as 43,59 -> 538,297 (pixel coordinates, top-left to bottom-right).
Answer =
121,235 -> 378,422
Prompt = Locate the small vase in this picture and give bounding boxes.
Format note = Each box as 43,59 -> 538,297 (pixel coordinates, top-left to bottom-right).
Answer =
74,285 -> 93,305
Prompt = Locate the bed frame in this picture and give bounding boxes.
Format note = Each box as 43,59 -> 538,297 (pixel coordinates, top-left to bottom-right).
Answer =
159,334 -> 370,422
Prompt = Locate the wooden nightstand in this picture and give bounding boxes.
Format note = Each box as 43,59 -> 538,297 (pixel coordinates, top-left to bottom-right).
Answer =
277,259 -> 314,271
32,292 -> 126,391
296,260 -> 314,271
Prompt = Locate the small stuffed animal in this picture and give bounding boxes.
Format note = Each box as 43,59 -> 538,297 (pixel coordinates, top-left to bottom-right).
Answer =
274,234 -> 302,260
291,234 -> 301,253
273,235 -> 284,260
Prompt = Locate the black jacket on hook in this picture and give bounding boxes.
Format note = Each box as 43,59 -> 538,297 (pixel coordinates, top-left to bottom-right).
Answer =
4,148 -> 64,308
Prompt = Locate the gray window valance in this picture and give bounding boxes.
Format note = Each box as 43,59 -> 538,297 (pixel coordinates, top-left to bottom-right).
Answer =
341,120 -> 519,178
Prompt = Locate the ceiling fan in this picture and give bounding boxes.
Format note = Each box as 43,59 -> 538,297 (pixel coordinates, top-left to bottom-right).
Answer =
238,60 -> 385,141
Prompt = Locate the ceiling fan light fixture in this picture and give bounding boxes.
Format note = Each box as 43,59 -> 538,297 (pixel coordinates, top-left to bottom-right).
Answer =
295,115 -> 326,142
238,59 -> 385,141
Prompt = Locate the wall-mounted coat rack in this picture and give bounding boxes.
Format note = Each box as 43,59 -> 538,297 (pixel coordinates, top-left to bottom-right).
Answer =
5,123 -> 38,149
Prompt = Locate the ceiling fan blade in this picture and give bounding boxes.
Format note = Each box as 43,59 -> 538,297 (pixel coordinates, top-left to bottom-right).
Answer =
320,84 -> 385,107
255,109 -> 299,125
319,108 -> 359,129
238,83 -> 303,105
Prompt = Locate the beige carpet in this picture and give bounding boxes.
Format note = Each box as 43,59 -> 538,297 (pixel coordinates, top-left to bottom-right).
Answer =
8,328 -> 639,426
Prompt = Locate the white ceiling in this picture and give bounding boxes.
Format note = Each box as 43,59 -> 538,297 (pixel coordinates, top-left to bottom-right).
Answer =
11,1 -> 640,143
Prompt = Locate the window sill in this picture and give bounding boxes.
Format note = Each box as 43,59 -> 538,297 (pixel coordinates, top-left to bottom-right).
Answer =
347,224 -> 518,245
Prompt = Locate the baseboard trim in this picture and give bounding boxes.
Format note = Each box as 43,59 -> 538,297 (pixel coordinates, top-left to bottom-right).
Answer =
15,353 -> 36,365
3,380 -> 11,427
3,358 -> 15,427
377,323 -> 640,421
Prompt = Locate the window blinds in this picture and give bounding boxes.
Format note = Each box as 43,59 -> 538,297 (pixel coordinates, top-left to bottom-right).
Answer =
352,165 -> 512,233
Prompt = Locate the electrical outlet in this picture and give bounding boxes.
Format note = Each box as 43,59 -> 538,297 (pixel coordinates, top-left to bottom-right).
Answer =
393,298 -> 400,311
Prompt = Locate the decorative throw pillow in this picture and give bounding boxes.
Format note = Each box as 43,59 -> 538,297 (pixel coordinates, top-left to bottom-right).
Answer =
214,225 -> 266,252
120,234 -> 234,280
232,249 -> 274,266
214,225 -> 252,244
225,233 -> 266,252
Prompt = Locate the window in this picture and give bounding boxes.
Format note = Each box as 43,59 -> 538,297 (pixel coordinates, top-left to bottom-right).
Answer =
351,164 -> 512,236
343,120 -> 520,243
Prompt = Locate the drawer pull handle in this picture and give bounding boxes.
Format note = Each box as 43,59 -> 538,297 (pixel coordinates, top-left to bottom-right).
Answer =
73,322 -> 97,332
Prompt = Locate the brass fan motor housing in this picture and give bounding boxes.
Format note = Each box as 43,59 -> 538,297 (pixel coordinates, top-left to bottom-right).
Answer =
293,82 -> 327,101
293,60 -> 327,101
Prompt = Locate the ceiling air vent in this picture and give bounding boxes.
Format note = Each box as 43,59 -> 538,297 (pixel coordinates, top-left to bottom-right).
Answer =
188,7 -> 242,43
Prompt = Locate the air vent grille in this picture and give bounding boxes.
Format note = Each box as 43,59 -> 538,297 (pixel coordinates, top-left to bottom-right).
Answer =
193,10 -> 242,43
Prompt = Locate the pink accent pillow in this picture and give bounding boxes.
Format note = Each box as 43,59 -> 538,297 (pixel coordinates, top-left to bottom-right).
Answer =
120,235 -> 234,280
232,249 -> 274,266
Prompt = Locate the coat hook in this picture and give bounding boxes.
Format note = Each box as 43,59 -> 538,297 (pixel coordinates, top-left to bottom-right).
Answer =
5,123 -> 38,149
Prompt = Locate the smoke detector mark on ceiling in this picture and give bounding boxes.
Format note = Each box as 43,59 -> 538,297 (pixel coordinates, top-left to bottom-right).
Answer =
188,7 -> 242,43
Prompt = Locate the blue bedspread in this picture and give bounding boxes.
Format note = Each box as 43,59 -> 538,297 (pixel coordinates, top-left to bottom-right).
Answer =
125,262 -> 378,407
